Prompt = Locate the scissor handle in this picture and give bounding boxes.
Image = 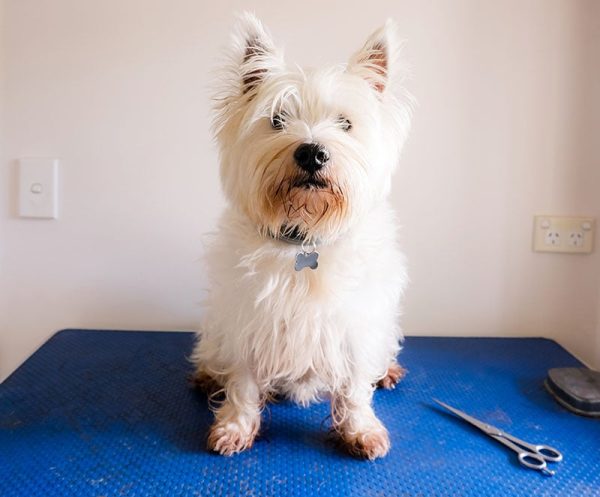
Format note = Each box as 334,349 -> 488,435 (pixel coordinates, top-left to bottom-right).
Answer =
517,451 -> 555,476
492,435 -> 561,476
498,431 -> 563,463
532,444 -> 563,462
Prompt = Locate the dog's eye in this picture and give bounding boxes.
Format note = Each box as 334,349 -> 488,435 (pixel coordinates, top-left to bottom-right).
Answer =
338,115 -> 352,132
271,114 -> 285,130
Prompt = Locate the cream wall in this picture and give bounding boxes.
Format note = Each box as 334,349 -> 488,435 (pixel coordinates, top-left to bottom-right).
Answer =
1,0 -> 599,381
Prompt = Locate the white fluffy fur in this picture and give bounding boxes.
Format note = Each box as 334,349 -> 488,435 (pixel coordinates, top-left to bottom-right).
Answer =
192,12 -> 412,459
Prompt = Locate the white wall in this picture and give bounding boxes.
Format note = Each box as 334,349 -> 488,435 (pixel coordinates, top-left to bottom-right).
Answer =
586,0 -> 600,370
1,0 -> 599,381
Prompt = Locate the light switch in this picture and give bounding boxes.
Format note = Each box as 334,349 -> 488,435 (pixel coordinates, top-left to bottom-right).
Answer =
18,158 -> 59,219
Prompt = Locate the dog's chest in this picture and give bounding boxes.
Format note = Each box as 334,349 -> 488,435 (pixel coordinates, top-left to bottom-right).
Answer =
257,243 -> 365,305
235,246 -> 369,383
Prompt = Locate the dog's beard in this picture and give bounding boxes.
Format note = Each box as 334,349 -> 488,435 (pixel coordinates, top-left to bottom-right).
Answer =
264,171 -> 348,236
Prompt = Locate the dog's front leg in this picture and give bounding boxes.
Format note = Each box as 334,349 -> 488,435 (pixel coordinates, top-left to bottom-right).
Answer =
207,371 -> 261,456
332,382 -> 390,460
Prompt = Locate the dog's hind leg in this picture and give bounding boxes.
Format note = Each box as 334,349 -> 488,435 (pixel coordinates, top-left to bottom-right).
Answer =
377,361 -> 406,390
189,369 -> 222,395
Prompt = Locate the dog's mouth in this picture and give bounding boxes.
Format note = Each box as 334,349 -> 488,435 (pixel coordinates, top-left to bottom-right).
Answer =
292,176 -> 328,189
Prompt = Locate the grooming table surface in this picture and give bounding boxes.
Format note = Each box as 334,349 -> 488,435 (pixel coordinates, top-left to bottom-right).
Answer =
1,331 -> 599,497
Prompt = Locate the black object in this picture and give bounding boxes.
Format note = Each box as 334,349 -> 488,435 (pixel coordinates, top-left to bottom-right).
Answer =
294,142 -> 330,173
545,367 -> 600,417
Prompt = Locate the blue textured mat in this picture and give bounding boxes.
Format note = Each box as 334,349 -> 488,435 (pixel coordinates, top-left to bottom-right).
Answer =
1,330 -> 599,497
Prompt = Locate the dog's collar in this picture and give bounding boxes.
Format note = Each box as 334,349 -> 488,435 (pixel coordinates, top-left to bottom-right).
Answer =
268,226 -> 320,247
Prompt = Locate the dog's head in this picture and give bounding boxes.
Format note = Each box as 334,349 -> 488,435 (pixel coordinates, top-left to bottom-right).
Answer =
213,13 -> 412,243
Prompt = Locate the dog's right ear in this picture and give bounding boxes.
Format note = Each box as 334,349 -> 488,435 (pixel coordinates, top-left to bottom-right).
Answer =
230,13 -> 283,96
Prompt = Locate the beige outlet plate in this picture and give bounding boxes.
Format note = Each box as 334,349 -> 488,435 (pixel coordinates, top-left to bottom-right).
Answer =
533,216 -> 595,254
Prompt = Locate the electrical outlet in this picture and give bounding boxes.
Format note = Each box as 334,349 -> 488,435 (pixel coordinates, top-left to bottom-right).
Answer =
544,231 -> 560,246
568,232 -> 584,247
533,216 -> 595,254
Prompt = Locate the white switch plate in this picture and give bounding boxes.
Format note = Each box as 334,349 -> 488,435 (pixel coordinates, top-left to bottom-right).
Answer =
18,158 -> 59,219
533,216 -> 595,254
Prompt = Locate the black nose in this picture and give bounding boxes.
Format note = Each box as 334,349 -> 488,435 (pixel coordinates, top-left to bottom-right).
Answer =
293,143 -> 330,174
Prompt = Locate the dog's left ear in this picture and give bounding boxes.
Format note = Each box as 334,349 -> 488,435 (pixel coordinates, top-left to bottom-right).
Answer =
348,20 -> 401,94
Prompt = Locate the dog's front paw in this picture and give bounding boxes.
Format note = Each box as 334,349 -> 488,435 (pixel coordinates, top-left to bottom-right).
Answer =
207,419 -> 258,456
339,427 -> 390,460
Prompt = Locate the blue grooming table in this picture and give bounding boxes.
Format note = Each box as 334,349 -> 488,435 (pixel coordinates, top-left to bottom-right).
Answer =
1,330 -> 598,497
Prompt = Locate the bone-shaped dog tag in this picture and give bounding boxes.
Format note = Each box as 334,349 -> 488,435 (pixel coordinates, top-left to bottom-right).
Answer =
295,250 -> 319,271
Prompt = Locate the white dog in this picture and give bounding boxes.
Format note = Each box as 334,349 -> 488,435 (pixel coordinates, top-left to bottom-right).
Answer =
192,12 -> 411,459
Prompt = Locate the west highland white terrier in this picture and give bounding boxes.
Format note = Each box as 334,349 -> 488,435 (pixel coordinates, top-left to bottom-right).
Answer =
192,12 -> 412,459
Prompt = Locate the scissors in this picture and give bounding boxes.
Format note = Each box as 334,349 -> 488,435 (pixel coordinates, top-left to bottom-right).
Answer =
434,399 -> 563,476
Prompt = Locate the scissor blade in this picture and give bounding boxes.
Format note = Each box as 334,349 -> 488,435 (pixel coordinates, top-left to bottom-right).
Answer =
433,399 -> 499,435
